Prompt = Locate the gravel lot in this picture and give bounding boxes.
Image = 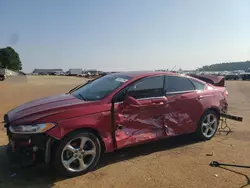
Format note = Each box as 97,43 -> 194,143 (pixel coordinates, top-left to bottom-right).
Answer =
0,76 -> 250,188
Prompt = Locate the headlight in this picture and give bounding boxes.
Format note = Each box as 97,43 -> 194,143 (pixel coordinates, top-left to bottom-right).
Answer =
9,123 -> 56,134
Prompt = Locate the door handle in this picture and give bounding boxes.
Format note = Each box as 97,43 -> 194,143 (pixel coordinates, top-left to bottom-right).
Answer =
152,101 -> 165,105
151,98 -> 167,105
197,96 -> 203,100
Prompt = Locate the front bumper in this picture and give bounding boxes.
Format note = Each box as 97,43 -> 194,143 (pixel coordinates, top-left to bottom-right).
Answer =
3,114 -> 58,166
5,128 -> 52,167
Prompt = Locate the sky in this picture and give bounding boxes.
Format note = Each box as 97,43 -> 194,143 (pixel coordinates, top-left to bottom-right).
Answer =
0,0 -> 250,72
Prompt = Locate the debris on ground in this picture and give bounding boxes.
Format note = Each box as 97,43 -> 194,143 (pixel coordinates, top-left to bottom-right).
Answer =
206,152 -> 214,156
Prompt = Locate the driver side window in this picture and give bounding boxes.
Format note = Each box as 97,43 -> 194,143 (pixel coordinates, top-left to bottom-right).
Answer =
114,75 -> 164,102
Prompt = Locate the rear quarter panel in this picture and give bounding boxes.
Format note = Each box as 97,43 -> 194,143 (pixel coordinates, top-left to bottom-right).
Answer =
200,86 -> 227,115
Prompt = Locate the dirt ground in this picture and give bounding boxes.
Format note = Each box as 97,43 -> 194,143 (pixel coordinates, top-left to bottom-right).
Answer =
0,76 -> 250,188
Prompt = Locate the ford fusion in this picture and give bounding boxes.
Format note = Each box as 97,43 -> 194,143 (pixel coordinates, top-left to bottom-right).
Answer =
4,71 -> 228,176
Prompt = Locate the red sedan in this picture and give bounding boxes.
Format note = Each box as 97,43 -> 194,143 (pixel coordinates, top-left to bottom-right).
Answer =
4,71 -> 228,176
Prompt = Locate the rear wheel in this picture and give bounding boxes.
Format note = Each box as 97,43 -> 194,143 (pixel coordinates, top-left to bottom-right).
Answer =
53,131 -> 101,177
195,110 -> 219,140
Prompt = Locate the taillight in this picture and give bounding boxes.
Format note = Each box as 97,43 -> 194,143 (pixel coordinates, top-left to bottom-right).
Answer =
223,89 -> 228,97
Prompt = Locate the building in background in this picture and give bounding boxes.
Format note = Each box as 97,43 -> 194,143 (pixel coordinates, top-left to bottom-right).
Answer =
67,68 -> 83,76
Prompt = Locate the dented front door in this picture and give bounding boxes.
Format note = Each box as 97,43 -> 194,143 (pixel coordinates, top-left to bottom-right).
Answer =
114,97 -> 167,148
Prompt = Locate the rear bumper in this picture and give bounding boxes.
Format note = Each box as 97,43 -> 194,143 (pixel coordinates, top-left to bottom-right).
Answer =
0,75 -> 5,80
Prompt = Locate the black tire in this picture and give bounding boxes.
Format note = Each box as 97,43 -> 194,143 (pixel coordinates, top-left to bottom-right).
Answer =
195,110 -> 219,141
53,131 -> 102,177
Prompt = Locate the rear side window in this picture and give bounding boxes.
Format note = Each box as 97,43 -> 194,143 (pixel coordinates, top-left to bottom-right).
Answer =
164,76 -> 195,93
190,79 -> 205,90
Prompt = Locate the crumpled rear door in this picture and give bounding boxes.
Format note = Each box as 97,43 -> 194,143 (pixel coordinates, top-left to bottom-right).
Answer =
163,92 -> 204,135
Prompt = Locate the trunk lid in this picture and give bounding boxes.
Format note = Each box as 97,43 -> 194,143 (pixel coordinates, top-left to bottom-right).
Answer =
188,74 -> 225,87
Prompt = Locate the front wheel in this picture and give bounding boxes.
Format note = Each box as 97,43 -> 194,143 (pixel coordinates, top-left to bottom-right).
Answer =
195,110 -> 219,141
53,131 -> 102,177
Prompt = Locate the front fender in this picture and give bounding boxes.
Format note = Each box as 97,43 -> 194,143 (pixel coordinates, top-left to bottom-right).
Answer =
46,112 -> 114,152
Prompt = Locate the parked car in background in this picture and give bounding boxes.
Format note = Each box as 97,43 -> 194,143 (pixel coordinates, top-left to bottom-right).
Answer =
50,71 -> 66,76
224,73 -> 240,80
0,73 -> 6,81
4,71 -> 229,177
239,72 -> 250,80
0,68 -> 6,81
77,73 -> 87,77
98,71 -> 109,76
38,72 -> 48,75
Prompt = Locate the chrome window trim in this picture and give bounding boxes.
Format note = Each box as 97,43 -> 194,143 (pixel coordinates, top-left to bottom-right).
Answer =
114,96 -> 166,104
114,90 -> 202,104
166,90 -> 197,95
137,96 -> 166,101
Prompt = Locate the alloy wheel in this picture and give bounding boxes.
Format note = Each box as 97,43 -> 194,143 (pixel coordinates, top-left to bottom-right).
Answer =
201,113 -> 218,138
61,136 -> 97,172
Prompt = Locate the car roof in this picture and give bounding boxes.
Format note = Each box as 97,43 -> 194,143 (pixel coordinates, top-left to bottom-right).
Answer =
111,71 -> 177,78
109,71 -> 209,85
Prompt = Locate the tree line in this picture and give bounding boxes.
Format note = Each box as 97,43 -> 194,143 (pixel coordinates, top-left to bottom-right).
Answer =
197,61 -> 250,71
0,47 -> 22,71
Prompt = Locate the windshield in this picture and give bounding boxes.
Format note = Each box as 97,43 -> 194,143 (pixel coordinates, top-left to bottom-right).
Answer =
71,74 -> 131,101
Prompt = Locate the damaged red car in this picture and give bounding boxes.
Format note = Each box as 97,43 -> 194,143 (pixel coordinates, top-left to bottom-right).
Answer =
4,71 -> 228,176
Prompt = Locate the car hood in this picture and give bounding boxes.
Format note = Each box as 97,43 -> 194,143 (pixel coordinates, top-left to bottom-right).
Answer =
7,93 -> 93,124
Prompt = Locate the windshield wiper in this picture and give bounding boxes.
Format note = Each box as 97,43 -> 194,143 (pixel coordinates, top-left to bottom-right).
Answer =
78,93 -> 87,101
68,83 -> 84,94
